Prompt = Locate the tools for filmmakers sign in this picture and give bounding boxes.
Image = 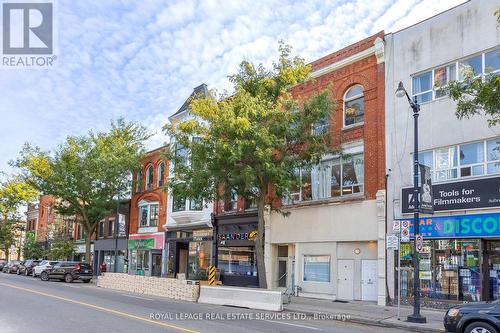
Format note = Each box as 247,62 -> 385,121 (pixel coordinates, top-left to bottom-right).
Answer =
401,176 -> 500,214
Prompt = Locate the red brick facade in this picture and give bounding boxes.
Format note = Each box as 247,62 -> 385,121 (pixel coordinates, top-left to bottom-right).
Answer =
129,147 -> 168,234
291,31 -> 386,200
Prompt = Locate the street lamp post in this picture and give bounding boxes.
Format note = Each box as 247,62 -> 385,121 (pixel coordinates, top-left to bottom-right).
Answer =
395,81 -> 426,324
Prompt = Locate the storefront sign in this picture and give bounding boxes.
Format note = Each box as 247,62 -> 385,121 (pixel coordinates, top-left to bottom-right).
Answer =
419,164 -> 434,214
128,238 -> 154,250
398,212 -> 500,239
128,232 -> 164,250
217,230 -> 257,242
402,177 -> 500,214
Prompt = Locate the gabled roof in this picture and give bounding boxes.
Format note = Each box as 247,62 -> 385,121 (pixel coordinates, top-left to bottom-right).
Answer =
169,83 -> 209,119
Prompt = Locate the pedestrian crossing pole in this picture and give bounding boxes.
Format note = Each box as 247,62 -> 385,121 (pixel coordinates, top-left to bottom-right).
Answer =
208,265 -> 216,285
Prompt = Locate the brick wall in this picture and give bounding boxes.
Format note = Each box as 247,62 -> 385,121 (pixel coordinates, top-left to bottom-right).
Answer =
130,147 -> 168,234
291,31 -> 386,200
97,273 -> 200,302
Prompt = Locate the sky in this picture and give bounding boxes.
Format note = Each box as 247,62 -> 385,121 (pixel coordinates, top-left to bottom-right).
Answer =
0,0 -> 467,175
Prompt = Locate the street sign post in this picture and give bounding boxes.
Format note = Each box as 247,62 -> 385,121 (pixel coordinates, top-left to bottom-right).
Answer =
392,220 -> 400,234
401,220 -> 410,242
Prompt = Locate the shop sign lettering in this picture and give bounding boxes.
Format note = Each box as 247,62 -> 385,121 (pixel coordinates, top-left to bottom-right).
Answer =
217,231 -> 257,241
398,213 -> 500,239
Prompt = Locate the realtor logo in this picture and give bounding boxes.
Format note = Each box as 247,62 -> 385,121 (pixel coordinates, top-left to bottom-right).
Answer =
2,2 -> 52,54
1,1 -> 56,68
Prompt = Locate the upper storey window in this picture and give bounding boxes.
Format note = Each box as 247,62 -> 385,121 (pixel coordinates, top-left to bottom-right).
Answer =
343,85 -> 364,127
146,165 -> 154,191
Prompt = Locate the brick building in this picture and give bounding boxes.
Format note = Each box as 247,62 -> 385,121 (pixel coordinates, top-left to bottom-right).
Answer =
128,147 -> 168,277
265,32 -> 387,304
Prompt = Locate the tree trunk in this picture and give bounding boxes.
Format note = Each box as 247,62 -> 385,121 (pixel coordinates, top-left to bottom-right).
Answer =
256,194 -> 267,289
84,229 -> 92,264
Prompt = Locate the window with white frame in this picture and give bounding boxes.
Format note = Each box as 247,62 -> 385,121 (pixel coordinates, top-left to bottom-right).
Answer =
284,152 -> 364,204
412,48 -> 500,103
415,138 -> 500,182
343,85 -> 364,127
145,165 -> 154,190
158,162 -> 165,187
139,202 -> 159,227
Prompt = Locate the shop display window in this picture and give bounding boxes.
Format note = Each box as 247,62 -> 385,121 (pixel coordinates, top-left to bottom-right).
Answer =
400,239 -> 481,302
217,247 -> 257,277
187,241 -> 211,280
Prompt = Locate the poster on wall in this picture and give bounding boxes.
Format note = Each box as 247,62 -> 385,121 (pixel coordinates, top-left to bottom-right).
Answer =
419,164 -> 434,214
118,214 -> 126,237
402,176 -> 500,214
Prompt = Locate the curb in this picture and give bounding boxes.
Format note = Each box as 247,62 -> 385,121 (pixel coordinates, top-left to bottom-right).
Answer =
283,308 -> 444,333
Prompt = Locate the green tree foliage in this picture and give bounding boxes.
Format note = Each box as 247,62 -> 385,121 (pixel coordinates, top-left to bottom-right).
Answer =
14,119 -> 151,263
165,43 -> 336,288
443,10 -> 500,126
0,176 -> 37,258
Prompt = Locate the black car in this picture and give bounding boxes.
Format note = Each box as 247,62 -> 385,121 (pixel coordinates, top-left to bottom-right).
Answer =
40,261 -> 93,283
0,259 -> 7,271
444,301 -> 500,333
18,259 -> 41,276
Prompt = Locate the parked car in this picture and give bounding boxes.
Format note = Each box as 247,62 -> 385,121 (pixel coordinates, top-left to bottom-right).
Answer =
444,301 -> 500,333
32,260 -> 59,277
18,259 -> 42,276
40,261 -> 93,283
2,260 -> 23,274
0,259 -> 7,271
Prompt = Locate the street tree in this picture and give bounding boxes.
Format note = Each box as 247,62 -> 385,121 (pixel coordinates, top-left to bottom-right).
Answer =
0,176 -> 37,258
14,119 -> 151,263
165,43 -> 336,288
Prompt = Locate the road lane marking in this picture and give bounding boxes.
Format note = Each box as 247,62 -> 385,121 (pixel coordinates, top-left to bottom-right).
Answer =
122,294 -> 154,301
0,282 -> 200,333
264,319 -> 322,331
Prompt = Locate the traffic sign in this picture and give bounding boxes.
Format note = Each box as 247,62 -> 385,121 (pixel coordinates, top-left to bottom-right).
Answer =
416,234 -> 424,253
386,234 -> 399,250
401,221 -> 410,242
392,220 -> 400,233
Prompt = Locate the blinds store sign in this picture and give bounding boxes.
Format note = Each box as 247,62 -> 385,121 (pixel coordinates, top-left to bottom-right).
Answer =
1,2 -> 57,68
402,177 -> 500,214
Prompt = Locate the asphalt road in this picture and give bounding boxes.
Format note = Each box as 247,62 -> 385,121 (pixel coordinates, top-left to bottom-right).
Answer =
0,272 -> 407,333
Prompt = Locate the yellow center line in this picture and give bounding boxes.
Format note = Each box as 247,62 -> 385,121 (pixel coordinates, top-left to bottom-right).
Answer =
0,281 -> 201,333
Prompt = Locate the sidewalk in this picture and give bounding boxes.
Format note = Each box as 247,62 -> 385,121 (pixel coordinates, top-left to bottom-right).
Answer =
284,297 -> 445,332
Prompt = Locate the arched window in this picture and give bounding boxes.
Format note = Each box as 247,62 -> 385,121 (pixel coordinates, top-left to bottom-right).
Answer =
146,165 -> 154,190
135,170 -> 142,193
158,162 -> 165,187
344,85 -> 364,127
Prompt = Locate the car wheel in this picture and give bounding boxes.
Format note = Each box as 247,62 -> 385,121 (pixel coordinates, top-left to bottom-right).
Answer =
83,279 -> 91,283
465,321 -> 498,333
40,271 -> 49,281
64,274 -> 73,283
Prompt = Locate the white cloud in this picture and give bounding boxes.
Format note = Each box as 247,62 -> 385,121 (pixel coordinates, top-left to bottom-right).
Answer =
0,0 -> 466,173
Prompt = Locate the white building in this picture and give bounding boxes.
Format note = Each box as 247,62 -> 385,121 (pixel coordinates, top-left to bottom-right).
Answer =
385,0 -> 500,305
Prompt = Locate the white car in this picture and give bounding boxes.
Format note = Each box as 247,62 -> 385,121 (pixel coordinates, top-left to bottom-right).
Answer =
32,260 -> 59,277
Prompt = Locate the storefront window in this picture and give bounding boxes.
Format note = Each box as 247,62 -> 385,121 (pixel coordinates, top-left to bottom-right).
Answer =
303,255 -> 330,282
218,247 -> 257,277
132,250 -> 149,272
188,241 -> 211,280
400,239 -> 480,302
